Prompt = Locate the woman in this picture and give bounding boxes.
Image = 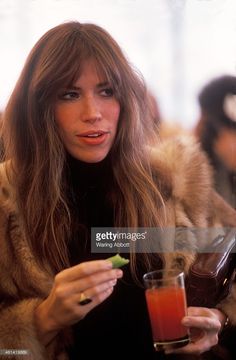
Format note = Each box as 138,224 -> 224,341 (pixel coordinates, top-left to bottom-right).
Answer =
195,75 -> 236,208
0,21 -> 236,359
194,75 -> 236,360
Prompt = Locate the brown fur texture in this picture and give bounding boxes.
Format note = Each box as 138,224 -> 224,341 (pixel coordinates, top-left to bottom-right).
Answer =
0,137 -> 236,359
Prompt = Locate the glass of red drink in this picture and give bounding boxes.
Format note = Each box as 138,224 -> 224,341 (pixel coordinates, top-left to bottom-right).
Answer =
143,269 -> 190,351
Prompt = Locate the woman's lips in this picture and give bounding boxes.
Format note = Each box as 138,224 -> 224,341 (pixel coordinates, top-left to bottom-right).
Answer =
76,130 -> 109,145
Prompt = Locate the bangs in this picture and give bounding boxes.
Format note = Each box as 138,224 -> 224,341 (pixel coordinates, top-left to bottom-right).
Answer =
67,53 -> 123,101
35,23 -> 125,104
60,27 -> 124,98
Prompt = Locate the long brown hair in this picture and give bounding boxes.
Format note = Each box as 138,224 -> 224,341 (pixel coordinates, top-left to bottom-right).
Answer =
2,22 -> 167,275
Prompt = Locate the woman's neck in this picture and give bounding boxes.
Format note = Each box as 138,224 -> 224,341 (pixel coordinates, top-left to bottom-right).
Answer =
67,154 -> 114,191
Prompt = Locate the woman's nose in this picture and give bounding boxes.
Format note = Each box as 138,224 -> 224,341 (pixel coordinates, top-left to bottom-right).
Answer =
80,97 -> 101,124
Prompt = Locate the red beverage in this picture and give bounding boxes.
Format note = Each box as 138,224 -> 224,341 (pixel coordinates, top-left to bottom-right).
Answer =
144,270 -> 189,351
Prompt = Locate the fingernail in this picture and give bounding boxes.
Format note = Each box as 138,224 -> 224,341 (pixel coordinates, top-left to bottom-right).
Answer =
116,269 -> 123,278
104,261 -> 113,269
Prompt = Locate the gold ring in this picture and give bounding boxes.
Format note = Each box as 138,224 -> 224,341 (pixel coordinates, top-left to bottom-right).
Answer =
79,292 -> 92,306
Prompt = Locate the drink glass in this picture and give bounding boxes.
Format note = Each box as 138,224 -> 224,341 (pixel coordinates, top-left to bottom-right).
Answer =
143,269 -> 189,352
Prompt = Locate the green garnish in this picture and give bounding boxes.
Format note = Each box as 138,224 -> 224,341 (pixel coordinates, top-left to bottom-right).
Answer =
107,254 -> 130,268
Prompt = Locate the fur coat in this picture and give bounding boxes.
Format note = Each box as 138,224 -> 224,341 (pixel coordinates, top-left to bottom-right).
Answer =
0,136 -> 236,359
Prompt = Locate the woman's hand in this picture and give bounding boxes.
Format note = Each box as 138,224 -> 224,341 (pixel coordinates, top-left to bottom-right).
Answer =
166,307 -> 226,355
34,259 -> 123,345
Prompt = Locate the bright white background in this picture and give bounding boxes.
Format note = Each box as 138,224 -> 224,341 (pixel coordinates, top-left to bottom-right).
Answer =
0,0 -> 236,129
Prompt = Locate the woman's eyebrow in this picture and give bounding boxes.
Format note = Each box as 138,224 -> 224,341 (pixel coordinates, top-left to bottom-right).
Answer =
63,85 -> 80,90
96,81 -> 110,88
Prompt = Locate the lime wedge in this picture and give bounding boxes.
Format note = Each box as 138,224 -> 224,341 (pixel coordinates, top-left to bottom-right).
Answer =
107,254 -> 130,268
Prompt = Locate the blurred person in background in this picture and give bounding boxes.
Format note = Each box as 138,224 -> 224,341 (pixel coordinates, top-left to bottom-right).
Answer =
194,76 -> 236,359
195,75 -> 236,208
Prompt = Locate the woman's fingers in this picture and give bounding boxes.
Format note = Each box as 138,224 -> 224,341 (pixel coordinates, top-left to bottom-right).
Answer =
42,261 -> 123,329
74,268 -> 123,293
39,274 -> 120,330
36,259 -> 125,335
166,307 -> 222,355
60,283 -> 116,324
54,268 -> 122,299
166,336 -> 216,355
79,278 -> 118,300
80,285 -> 115,309
71,278 -> 118,305
55,259 -> 113,283
166,326 -> 219,355
90,286 -> 115,304
187,306 -> 218,318
182,315 -> 221,332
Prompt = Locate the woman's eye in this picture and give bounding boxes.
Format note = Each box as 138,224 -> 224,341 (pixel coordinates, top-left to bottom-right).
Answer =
100,88 -> 114,97
59,91 -> 80,100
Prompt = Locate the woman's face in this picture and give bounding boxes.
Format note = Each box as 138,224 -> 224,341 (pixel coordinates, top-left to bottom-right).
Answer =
214,127 -> 236,171
55,59 -> 120,163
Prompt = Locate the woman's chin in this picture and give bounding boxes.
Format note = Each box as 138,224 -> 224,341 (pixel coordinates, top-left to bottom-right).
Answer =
71,152 -> 109,164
